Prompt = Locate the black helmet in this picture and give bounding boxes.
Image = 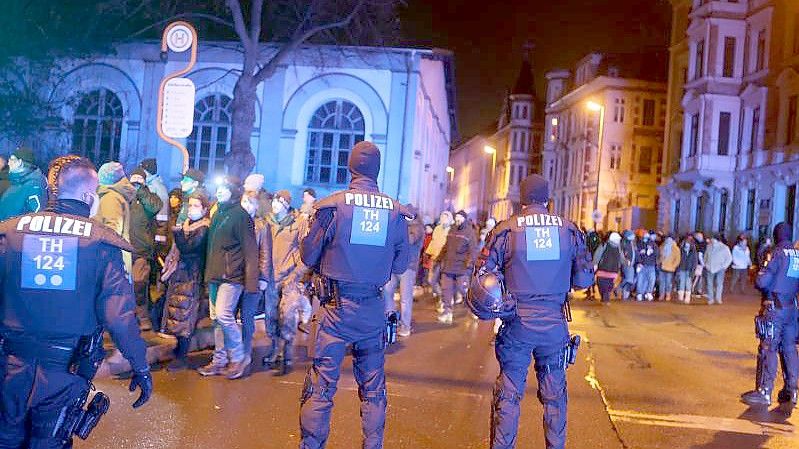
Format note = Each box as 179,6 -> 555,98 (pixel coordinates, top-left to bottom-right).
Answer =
466,271 -> 515,320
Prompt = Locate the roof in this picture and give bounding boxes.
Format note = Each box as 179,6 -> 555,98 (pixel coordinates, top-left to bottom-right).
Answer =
512,56 -> 535,96
596,51 -> 669,83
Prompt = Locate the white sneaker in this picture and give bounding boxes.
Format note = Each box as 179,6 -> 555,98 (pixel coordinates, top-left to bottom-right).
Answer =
436,302 -> 444,314
645,293 -> 654,301
437,312 -> 453,324
398,328 -> 411,337
636,294 -> 643,302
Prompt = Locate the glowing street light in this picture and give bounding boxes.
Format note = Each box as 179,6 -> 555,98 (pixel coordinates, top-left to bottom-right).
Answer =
446,166 -> 455,174
483,145 -> 496,155
586,101 -> 603,112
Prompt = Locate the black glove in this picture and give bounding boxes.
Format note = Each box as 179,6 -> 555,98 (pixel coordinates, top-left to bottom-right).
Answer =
129,370 -> 153,409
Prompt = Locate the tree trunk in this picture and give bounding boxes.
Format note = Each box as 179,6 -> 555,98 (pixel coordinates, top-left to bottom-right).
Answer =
226,72 -> 257,180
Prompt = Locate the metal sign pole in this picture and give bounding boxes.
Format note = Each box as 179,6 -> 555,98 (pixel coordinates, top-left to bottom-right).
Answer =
156,21 -> 198,174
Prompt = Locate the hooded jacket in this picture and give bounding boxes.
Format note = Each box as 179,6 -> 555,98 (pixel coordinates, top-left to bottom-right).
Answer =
204,200 -> 259,292
438,221 -> 477,276
731,243 -> 752,269
425,214 -> 452,259
96,177 -> 137,272
658,237 -> 681,272
265,211 -> 308,286
704,240 -> 733,274
129,184 -> 163,258
0,166 -> 48,221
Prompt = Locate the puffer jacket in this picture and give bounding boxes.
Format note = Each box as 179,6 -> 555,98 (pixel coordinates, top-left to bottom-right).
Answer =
0,166 -> 48,221
658,238 -> 681,273
164,218 -> 209,337
129,185 -> 163,259
204,201 -> 259,292
704,241 -> 732,274
438,222 -> 476,276
265,211 -> 308,286
96,178 -> 136,271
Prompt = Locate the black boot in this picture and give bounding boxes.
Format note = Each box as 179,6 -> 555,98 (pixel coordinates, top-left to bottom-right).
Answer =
168,336 -> 190,372
262,339 -> 278,367
777,389 -> 798,406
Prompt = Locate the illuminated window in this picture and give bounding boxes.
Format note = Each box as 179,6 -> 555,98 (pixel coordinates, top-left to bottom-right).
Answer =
613,98 -> 625,123
306,100 -> 365,186
187,94 -> 232,175
71,88 -> 123,165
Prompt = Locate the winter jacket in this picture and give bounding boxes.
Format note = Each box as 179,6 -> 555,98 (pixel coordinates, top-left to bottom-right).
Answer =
704,241 -> 733,274
0,166 -> 47,221
0,167 -> 9,199
620,238 -> 636,267
164,218 -> 209,337
677,243 -> 698,273
438,223 -> 476,276
425,224 -> 450,259
731,244 -> 752,269
658,238 -> 681,273
594,243 -> 623,273
205,201 -> 259,293
145,173 -> 169,222
406,215 -> 425,271
96,178 -> 136,272
129,185 -> 163,259
637,240 -> 659,266
264,212 -> 308,287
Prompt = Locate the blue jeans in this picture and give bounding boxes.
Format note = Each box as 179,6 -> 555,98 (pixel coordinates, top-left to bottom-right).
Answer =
383,267 -> 417,332
428,263 -> 442,297
209,282 -> 245,365
619,265 -> 636,299
705,270 -> 726,303
658,271 -> 674,295
675,270 -> 693,292
636,266 -> 656,295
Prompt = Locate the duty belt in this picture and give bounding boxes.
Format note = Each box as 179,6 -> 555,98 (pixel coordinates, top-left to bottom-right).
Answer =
770,294 -> 798,309
1,337 -> 75,368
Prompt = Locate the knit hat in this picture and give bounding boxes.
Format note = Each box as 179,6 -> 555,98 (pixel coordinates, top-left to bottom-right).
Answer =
349,141 -> 381,181
622,230 -> 635,240
774,222 -> 793,243
608,232 -> 622,245
12,146 -> 36,166
520,174 -> 549,205
274,189 -> 292,205
140,158 -> 157,175
303,187 -> 317,199
455,210 -> 468,220
244,173 -> 264,192
182,168 -> 205,183
97,162 -> 126,186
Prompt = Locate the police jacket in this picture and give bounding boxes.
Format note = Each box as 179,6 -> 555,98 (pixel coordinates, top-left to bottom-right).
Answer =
204,201 -> 259,293
756,240 -> 799,298
300,175 -> 410,287
438,222 -> 477,276
0,166 -> 48,221
0,199 -> 148,371
479,204 -> 593,302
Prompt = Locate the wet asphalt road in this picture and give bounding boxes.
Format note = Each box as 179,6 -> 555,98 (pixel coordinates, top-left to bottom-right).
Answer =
81,288 -> 798,449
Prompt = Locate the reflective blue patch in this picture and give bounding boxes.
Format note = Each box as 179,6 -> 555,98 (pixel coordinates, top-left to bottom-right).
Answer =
20,235 -> 78,290
350,207 -> 389,246
525,226 -> 560,261
788,256 -> 799,279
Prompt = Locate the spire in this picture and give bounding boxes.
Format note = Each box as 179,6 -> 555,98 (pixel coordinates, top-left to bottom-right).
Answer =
512,41 -> 536,97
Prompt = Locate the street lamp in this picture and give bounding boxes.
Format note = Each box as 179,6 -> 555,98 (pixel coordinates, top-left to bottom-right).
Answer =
446,166 -> 455,182
586,100 -> 606,229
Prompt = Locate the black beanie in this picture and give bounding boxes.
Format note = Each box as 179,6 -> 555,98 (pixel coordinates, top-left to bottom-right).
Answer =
520,174 -> 549,205
140,158 -> 157,175
773,222 -> 793,244
13,146 -> 36,166
349,141 -> 381,181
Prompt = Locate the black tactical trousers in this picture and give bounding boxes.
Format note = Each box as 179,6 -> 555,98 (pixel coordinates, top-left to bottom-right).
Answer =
756,306 -> 799,393
0,354 -> 87,449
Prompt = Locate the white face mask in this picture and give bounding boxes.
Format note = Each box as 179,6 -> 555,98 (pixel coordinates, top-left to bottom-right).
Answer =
187,208 -> 205,221
272,198 -> 287,216
8,156 -> 24,173
181,180 -> 197,193
84,192 -> 100,217
455,215 -> 465,226
242,198 -> 258,218
439,214 -> 452,227
216,186 -> 232,203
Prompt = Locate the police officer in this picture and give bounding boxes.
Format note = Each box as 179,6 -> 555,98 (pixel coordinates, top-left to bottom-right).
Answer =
0,155 -> 153,448
741,222 -> 798,407
474,174 -> 593,449
299,141 -> 410,449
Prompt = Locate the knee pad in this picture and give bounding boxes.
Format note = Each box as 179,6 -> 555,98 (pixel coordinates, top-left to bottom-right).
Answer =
493,386 -> 523,405
358,387 -> 387,405
536,369 -> 567,404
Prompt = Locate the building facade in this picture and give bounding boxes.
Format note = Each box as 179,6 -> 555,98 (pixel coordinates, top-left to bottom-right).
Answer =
660,0 -> 799,239
449,54 -> 544,222
543,53 -> 668,231
1,42 -> 456,218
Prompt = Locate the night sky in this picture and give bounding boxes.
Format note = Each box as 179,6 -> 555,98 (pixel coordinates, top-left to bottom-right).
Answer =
400,0 -> 672,142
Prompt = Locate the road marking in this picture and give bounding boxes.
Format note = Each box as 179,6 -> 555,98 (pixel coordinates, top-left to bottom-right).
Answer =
608,409 -> 795,437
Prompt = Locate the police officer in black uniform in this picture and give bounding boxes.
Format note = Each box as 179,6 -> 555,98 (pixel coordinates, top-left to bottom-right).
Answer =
474,174 -> 593,449
299,141 -> 410,449
0,155 -> 152,448
741,221 -> 799,407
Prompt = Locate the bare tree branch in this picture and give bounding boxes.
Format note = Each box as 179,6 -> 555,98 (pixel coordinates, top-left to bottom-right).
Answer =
128,12 -> 235,39
253,0 -> 367,84
225,0 -> 252,49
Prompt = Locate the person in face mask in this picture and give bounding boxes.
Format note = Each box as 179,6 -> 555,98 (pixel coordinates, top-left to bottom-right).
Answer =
301,187 -> 317,217
425,210 -> 454,299
200,176 -> 259,380
418,223 -> 435,287
675,236 -> 698,303
94,162 -> 136,275
730,235 -> 753,294
0,146 -> 48,221
617,230 -> 638,300
237,193 -> 271,365
162,191 -> 211,371
635,232 -> 659,301
435,210 -> 477,324
176,169 -> 206,223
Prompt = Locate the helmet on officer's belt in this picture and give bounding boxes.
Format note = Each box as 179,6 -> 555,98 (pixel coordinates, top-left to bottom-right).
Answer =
466,271 -> 516,320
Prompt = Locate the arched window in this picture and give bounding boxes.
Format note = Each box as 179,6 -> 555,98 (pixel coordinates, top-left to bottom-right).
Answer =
187,94 -> 232,175
71,89 -> 124,165
305,100 -> 365,185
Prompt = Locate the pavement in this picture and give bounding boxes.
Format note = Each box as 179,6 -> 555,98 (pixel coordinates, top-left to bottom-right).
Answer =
79,288 -> 798,449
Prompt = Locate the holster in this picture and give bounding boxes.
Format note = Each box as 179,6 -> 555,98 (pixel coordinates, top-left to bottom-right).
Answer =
385,312 -> 399,346
563,334 -> 581,369
69,327 -> 105,381
755,302 -> 776,341
53,389 -> 110,443
312,274 -> 340,309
